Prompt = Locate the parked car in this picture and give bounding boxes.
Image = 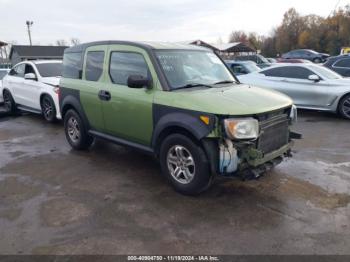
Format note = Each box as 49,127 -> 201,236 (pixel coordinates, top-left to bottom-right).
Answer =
266,58 -> 277,63
276,58 -> 312,64
238,64 -> 350,119
340,47 -> 350,55
1,60 -> 62,122
234,54 -> 272,68
225,60 -> 260,75
324,55 -> 350,77
59,41 -> 298,195
0,69 -> 10,90
281,49 -> 329,63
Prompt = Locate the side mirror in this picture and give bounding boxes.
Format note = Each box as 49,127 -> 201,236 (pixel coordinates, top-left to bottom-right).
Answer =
24,73 -> 37,80
127,75 -> 151,89
308,74 -> 320,82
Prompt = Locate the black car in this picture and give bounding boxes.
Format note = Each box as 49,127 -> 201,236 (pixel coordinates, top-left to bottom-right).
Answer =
282,49 -> 329,63
234,54 -> 272,68
324,55 -> 350,77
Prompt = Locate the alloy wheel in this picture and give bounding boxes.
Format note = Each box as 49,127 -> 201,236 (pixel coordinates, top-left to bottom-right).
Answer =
167,145 -> 195,184
341,97 -> 350,119
3,92 -> 12,112
42,97 -> 53,120
67,116 -> 81,143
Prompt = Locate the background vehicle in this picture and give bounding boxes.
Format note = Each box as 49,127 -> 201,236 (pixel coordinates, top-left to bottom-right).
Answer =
266,58 -> 277,63
276,58 -> 312,64
340,47 -> 350,55
225,60 -> 260,75
0,69 -> 9,92
281,49 -> 329,63
1,60 -> 62,122
238,64 -> 350,119
324,55 -> 350,77
234,54 -> 272,68
60,41 -> 297,195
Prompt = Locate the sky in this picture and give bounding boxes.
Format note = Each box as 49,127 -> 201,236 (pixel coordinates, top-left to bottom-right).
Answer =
0,0 -> 349,45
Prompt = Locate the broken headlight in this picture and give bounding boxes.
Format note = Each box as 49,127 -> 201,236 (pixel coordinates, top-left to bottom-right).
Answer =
224,118 -> 259,140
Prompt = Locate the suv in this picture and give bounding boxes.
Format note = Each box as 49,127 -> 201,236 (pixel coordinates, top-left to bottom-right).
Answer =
60,41 -> 298,195
233,54 -> 272,69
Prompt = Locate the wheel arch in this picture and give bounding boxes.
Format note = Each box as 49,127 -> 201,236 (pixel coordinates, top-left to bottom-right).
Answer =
337,92 -> 350,111
60,94 -> 91,129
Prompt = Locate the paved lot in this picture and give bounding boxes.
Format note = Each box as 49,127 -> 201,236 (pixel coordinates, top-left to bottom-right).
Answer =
0,110 -> 349,255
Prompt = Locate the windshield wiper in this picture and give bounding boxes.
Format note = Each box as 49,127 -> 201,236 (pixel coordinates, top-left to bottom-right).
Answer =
213,80 -> 235,85
176,83 -> 213,89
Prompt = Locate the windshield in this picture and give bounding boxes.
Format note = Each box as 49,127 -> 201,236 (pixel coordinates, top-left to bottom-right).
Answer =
309,65 -> 342,79
0,71 -> 8,80
155,50 -> 235,90
36,63 -> 62,77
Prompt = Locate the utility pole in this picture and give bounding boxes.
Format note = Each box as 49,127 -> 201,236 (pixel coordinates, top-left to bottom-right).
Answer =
26,21 -> 33,46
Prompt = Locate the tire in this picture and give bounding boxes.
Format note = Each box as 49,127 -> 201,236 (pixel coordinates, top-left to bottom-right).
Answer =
313,57 -> 322,63
64,109 -> 93,150
41,95 -> 56,122
338,94 -> 350,120
2,90 -> 17,114
159,134 -> 212,195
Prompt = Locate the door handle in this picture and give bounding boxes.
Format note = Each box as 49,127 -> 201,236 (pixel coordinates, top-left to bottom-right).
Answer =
98,90 -> 111,101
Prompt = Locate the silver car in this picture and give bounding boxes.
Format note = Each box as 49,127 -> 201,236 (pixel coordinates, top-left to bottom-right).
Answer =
238,64 -> 350,119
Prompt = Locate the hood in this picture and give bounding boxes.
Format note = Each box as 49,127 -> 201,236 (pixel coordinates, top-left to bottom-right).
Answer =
41,77 -> 60,86
155,84 -> 293,115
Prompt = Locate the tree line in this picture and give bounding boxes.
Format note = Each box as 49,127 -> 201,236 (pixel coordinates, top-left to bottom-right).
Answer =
229,5 -> 350,57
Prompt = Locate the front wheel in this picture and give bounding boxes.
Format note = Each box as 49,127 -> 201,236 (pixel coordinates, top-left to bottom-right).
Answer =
338,94 -> 350,120
64,109 -> 94,150
3,90 -> 17,114
159,134 -> 212,195
41,95 -> 56,122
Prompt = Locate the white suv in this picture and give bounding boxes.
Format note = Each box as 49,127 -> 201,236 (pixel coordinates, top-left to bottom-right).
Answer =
1,60 -> 62,122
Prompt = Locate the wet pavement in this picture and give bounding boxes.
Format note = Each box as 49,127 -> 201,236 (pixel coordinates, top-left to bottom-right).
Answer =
0,110 -> 349,255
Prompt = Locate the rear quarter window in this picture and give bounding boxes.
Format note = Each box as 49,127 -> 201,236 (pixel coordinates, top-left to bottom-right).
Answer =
62,52 -> 83,79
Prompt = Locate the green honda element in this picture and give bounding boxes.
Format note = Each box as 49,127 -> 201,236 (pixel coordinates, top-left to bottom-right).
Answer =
59,41 -> 298,195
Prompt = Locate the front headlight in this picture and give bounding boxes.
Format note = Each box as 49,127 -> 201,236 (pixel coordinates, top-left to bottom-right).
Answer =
224,118 -> 259,140
289,105 -> 298,124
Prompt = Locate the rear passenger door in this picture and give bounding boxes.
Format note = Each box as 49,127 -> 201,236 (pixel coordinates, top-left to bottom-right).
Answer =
80,46 -> 107,131
101,45 -> 155,146
7,64 -> 25,104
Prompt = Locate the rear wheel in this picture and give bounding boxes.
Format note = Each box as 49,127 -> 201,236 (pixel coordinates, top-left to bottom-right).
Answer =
41,95 -> 56,122
159,134 -> 212,195
338,94 -> 350,120
3,90 -> 17,114
64,109 -> 93,150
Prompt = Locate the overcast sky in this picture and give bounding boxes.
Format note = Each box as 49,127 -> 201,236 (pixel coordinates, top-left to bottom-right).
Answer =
0,0 -> 348,45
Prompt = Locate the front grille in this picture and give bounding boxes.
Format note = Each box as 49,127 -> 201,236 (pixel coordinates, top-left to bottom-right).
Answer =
257,114 -> 289,154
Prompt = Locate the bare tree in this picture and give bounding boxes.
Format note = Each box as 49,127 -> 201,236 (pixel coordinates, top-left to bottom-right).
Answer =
70,38 -> 81,46
56,39 -> 68,46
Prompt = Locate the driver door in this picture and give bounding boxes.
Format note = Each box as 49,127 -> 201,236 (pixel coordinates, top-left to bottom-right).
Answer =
101,45 -> 155,146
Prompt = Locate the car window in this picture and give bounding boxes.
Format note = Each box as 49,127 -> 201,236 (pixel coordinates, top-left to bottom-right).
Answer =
9,64 -> 25,77
36,63 -> 62,77
85,51 -> 104,81
333,58 -> 350,68
231,65 -> 245,74
25,64 -> 36,75
261,66 -> 313,79
62,52 -> 83,79
109,52 -> 149,86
